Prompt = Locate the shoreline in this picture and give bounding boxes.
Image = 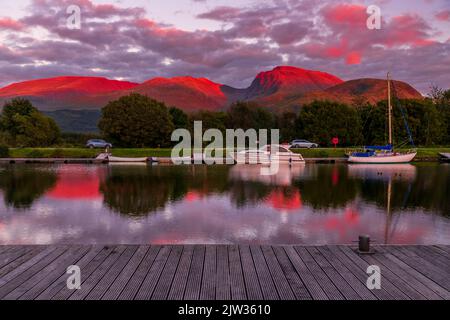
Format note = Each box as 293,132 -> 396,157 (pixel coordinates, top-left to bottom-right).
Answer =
1,147 -> 449,163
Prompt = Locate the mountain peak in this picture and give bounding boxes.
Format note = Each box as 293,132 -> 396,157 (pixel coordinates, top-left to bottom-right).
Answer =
0,76 -> 138,97
247,66 -> 344,99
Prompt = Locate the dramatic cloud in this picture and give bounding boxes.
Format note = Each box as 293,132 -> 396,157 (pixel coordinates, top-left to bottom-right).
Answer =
0,0 -> 448,93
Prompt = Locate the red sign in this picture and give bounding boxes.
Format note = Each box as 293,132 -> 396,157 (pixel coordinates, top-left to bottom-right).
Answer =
332,137 -> 339,148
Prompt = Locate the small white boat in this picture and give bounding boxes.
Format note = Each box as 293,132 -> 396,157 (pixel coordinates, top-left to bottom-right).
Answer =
96,153 -> 150,163
348,73 -> 416,164
439,153 -> 450,161
232,144 -> 305,165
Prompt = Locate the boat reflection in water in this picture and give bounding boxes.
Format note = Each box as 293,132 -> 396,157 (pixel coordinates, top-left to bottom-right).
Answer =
229,164 -> 307,186
0,163 -> 448,245
348,164 -> 421,244
348,164 -> 417,182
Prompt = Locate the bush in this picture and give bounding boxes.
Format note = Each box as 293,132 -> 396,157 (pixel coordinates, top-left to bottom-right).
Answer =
50,148 -> 65,158
26,149 -> 45,158
0,145 -> 9,158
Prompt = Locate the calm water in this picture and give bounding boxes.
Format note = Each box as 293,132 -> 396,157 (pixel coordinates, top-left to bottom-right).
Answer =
0,163 -> 449,245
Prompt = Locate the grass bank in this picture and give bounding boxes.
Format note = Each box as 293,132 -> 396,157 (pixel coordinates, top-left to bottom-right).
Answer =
4,147 -> 450,161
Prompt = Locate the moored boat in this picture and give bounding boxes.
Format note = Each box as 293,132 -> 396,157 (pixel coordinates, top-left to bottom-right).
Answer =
96,153 -> 151,163
232,144 -> 305,165
348,73 -> 417,164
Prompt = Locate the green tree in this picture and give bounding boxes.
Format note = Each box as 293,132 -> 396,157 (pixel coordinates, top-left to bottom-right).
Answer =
226,101 -> 275,130
275,111 -> 298,143
98,93 -> 174,147
297,101 -> 363,146
189,111 -> 227,133
169,107 -> 189,129
0,98 -> 60,147
359,99 -> 445,146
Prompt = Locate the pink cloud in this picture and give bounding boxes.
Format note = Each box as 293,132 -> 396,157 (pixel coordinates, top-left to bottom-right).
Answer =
346,52 -> 361,65
0,18 -> 24,31
197,6 -> 241,21
435,10 -> 450,21
321,4 -> 367,28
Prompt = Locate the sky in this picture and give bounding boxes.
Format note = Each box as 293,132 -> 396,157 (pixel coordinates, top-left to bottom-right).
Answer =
0,0 -> 449,93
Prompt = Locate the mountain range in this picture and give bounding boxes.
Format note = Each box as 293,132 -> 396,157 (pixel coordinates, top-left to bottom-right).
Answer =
0,66 -> 423,132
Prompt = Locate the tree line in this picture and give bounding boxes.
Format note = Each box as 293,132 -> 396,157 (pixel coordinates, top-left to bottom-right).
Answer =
1,88 -> 449,149
99,92 -> 450,148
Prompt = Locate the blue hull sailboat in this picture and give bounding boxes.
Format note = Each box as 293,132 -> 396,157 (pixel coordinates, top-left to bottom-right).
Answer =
348,73 -> 417,164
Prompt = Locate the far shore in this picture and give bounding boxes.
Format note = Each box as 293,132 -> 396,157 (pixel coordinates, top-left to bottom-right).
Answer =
1,147 -> 449,162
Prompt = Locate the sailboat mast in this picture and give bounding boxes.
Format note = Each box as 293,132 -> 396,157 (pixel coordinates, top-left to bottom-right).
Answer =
387,72 -> 393,146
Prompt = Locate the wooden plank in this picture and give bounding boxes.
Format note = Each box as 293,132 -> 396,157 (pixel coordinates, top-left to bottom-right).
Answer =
134,246 -> 172,300
184,245 -> 205,300
167,246 -> 194,300
118,246 -> 161,300
0,246 -> 64,298
283,246 -> 328,300
294,246 -> 344,300
306,246 -> 360,300
85,246 -> 138,300
372,246 -> 448,299
68,246 -> 126,300
405,246 -> 449,274
0,246 -> 34,269
272,246 -> 311,300
52,245 -> 116,300
215,245 -> 231,300
261,246 -> 295,300
36,246 -> 104,300
228,245 -> 246,300
200,245 -> 216,300
0,246 -> 13,255
16,246 -> 91,300
426,246 -> 450,261
352,249 -> 424,300
101,246 -> 149,300
316,246 -> 377,300
387,246 -> 450,291
330,246 -> 406,300
151,246 -> 184,300
0,247 -> 45,278
250,245 -> 278,300
435,245 -> 450,254
239,245 -> 263,300
396,246 -> 448,273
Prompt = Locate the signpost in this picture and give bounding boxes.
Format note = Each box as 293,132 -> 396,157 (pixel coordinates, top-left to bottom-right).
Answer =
332,137 -> 339,149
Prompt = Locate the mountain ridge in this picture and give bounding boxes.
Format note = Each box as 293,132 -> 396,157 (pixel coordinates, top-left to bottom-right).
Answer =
0,66 -> 423,113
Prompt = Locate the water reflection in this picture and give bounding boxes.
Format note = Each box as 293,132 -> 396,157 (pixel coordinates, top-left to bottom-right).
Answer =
0,163 -> 448,244
0,166 -> 57,209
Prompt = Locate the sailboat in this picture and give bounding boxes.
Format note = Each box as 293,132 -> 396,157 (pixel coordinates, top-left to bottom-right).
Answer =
348,73 -> 417,164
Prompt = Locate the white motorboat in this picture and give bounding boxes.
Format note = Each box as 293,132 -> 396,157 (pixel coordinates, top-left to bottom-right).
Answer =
232,144 -> 305,165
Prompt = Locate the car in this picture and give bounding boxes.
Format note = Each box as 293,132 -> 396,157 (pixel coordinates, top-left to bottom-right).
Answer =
86,139 -> 112,149
290,139 -> 319,149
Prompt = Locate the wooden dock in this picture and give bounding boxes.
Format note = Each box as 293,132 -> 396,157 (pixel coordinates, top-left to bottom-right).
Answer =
0,245 -> 448,300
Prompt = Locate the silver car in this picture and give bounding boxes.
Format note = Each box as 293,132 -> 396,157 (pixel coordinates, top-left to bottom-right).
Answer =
291,139 -> 319,149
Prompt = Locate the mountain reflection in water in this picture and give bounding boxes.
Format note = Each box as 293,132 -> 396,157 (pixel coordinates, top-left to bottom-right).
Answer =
0,163 -> 448,245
